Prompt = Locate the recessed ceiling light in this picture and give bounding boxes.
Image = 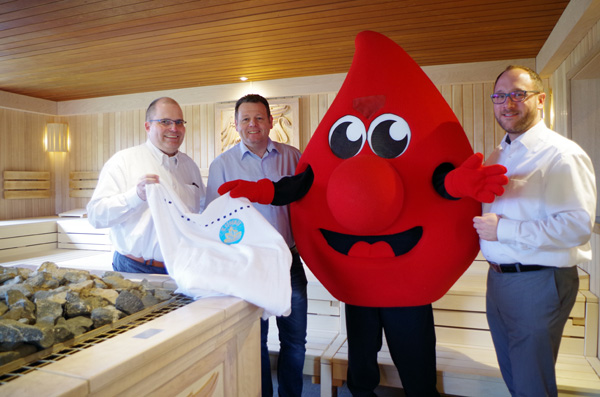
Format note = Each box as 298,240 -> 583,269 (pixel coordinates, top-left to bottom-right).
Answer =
240,76 -> 248,81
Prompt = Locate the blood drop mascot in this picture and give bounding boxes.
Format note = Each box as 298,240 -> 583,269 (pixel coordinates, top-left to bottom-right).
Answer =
220,31 -> 507,395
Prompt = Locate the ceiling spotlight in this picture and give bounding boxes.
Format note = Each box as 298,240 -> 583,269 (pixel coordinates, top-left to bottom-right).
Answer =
240,76 -> 248,81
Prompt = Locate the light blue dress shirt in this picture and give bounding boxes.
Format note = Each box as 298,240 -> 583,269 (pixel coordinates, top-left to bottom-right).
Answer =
206,139 -> 301,248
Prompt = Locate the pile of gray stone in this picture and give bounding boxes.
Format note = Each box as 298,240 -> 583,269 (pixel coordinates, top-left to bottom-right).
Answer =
0,262 -> 173,366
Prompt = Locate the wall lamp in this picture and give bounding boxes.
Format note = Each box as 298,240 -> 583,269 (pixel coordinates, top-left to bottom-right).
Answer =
45,123 -> 69,152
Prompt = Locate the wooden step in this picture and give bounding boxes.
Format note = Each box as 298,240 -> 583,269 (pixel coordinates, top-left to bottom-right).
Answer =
317,261 -> 599,396
323,338 -> 600,396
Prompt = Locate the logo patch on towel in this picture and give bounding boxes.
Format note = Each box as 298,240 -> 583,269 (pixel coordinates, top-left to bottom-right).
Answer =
219,218 -> 245,244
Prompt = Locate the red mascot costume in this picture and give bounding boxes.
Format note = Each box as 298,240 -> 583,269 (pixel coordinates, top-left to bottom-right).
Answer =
221,30 -> 507,395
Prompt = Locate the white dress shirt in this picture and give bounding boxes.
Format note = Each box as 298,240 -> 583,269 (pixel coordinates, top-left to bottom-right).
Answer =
480,121 -> 596,267
87,140 -> 205,261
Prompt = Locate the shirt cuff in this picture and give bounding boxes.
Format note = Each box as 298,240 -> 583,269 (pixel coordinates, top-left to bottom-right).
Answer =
124,187 -> 144,208
497,217 -> 519,244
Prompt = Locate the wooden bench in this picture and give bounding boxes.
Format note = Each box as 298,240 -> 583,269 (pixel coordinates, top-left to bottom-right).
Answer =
0,216 -> 113,272
317,258 -> 600,396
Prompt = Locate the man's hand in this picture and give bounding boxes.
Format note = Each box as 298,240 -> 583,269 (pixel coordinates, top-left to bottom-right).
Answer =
473,213 -> 500,241
136,174 -> 160,201
445,153 -> 508,203
218,178 -> 275,205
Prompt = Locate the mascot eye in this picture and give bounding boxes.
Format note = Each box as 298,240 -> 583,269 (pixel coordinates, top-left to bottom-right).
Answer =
329,115 -> 366,159
367,113 -> 411,159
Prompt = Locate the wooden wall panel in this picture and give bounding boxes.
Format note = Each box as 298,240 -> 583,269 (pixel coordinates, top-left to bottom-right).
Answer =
549,18 -> 600,357
462,83 -> 475,149
0,108 -> 57,219
436,82 -> 504,160
0,81 -> 505,221
571,78 -> 600,220
471,84 -> 485,155
551,18 -> 600,292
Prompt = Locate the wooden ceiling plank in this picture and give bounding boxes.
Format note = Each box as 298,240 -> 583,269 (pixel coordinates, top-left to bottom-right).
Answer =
0,0 -> 570,101
0,4 -> 563,63
0,12 -> 562,78
0,0 -> 306,43
2,35 -> 549,96
0,0 -> 566,50
0,0 -> 59,14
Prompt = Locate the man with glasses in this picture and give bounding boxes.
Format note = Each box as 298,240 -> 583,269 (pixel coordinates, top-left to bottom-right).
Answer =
473,66 -> 596,396
88,97 -> 205,274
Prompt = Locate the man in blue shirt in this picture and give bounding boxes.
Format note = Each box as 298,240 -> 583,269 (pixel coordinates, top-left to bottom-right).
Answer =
206,94 -> 307,397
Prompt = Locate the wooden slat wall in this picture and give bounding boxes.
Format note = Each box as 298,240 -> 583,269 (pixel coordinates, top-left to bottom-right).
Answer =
550,17 -> 600,356
551,18 -> 600,293
437,82 -> 505,159
0,81 -> 525,220
0,109 -> 57,218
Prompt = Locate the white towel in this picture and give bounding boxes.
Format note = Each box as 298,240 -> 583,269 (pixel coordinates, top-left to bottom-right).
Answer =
146,183 -> 292,318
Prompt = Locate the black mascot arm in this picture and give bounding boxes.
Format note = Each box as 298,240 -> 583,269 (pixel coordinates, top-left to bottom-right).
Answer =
432,163 -> 459,201
272,165 -> 314,206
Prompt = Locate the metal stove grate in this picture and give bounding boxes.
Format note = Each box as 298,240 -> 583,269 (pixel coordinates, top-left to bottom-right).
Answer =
0,293 -> 193,385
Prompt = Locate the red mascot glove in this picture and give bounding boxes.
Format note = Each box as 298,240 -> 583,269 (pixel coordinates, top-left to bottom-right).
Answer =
444,153 -> 508,203
218,178 -> 275,205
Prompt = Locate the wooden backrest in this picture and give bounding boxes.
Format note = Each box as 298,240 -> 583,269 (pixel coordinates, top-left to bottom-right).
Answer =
3,171 -> 51,199
69,171 -> 99,198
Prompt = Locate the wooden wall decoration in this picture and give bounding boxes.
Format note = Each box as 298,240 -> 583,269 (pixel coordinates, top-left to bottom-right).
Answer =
3,171 -> 51,199
214,97 -> 300,154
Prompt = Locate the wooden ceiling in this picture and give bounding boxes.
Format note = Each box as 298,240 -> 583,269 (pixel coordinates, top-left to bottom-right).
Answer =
0,0 -> 570,102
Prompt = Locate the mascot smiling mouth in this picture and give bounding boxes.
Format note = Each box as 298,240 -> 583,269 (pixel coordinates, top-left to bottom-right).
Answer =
320,226 -> 423,258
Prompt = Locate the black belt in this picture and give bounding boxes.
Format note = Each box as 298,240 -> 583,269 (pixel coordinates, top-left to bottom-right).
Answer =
120,252 -> 165,268
488,261 -> 550,273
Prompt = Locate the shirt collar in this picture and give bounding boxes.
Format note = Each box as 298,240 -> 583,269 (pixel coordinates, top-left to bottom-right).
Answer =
146,140 -> 179,167
500,120 -> 547,151
238,138 -> 278,159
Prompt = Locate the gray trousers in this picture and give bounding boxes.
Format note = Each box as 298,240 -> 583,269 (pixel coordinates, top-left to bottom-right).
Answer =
486,266 -> 579,397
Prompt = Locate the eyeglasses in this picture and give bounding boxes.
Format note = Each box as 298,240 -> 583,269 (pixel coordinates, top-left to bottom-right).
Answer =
490,90 -> 540,104
148,119 -> 187,127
